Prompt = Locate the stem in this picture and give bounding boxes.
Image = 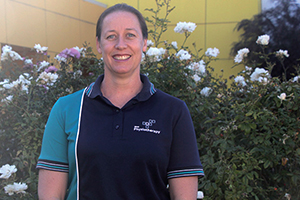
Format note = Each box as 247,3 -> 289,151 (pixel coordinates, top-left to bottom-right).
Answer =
155,1 -> 171,46
27,85 -> 33,111
261,47 -> 273,72
192,43 -> 199,58
181,32 -> 190,49
11,100 -> 32,120
153,0 -> 160,45
149,0 -> 174,47
279,59 -> 287,82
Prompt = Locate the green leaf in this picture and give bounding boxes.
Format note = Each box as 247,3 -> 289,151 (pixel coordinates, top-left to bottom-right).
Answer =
247,186 -> 253,193
249,123 -> 257,129
263,160 -> 272,169
245,110 -> 253,116
246,172 -> 254,180
242,176 -> 248,185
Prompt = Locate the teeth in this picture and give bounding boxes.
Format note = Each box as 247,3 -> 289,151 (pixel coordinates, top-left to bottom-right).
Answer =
114,55 -> 130,60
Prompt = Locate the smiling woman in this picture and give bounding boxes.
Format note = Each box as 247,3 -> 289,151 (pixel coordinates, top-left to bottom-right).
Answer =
36,3 -> 204,200
96,11 -> 147,86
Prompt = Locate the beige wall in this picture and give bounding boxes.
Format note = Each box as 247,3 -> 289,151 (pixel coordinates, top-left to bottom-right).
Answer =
0,0 -> 106,58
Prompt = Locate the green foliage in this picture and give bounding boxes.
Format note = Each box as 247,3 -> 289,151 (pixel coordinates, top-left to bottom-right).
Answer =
144,1 -> 300,199
144,0 -> 175,47
231,0 -> 300,81
198,76 -> 300,199
0,43 -> 103,198
0,1 -> 299,199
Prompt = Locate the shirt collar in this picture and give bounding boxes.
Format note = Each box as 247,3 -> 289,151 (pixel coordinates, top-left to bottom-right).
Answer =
86,74 -> 156,102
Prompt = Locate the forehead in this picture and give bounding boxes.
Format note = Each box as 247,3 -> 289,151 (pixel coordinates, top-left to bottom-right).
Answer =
102,11 -> 141,31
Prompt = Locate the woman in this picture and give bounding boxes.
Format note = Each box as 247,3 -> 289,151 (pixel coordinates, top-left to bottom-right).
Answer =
37,3 -> 204,200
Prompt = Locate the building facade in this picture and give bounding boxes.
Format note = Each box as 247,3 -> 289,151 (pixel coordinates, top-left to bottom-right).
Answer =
1,0 -> 262,77
0,0 -> 106,59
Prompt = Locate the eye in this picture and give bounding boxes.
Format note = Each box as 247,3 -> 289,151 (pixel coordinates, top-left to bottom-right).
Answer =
127,33 -> 136,38
106,35 -> 116,40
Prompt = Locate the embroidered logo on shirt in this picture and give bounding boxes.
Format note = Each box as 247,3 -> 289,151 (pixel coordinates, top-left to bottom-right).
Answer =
133,119 -> 161,134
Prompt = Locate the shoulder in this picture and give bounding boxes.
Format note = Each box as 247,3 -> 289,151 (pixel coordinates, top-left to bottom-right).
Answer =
59,89 -> 85,101
50,89 -> 86,115
154,89 -> 186,107
56,89 -> 85,106
151,90 -> 192,121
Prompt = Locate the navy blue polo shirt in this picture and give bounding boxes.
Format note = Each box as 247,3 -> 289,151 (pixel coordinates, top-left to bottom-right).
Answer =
37,74 -> 204,200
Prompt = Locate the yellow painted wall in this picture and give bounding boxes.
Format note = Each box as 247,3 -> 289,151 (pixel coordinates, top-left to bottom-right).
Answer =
0,0 -> 261,78
97,0 -> 262,78
0,0 -> 106,58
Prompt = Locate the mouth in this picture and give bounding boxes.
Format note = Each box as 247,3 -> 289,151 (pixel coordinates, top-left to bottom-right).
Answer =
113,55 -> 131,60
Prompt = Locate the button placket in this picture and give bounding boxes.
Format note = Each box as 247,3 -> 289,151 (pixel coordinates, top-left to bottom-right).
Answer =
113,108 -> 123,137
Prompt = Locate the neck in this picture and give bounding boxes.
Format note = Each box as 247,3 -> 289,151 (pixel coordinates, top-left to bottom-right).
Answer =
100,74 -> 143,108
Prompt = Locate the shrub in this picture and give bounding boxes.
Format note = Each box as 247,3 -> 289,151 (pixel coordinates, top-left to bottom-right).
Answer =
0,43 -> 103,199
144,1 -> 300,199
231,0 -> 300,81
0,0 -> 299,199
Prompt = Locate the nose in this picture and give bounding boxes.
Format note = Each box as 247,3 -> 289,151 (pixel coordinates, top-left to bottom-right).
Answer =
115,37 -> 127,49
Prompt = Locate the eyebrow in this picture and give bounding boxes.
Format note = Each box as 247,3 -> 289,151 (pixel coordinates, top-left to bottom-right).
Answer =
106,28 -> 138,33
125,28 -> 138,32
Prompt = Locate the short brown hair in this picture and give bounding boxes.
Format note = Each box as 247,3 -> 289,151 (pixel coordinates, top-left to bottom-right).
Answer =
96,3 -> 148,40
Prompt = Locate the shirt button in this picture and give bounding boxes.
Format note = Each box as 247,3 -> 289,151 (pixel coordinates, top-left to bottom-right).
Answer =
115,125 -> 120,130
116,109 -> 120,113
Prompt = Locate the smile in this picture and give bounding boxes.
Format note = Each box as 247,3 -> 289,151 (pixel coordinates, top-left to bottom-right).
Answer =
113,55 -> 131,60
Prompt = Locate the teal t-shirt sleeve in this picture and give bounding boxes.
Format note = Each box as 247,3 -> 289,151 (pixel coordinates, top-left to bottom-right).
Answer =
36,98 -> 69,172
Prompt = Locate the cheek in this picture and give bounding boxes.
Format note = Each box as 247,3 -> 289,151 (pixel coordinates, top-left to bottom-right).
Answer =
99,43 -> 111,55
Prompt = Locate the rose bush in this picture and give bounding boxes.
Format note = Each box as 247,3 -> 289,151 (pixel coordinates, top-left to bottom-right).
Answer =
231,0 -> 300,81
0,43 -> 103,199
0,0 -> 299,199
144,4 -> 299,199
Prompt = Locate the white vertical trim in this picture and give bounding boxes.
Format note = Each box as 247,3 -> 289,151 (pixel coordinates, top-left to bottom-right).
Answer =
83,0 -> 107,8
75,88 -> 88,200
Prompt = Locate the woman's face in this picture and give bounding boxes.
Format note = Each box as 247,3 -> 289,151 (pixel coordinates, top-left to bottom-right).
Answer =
96,11 -> 147,78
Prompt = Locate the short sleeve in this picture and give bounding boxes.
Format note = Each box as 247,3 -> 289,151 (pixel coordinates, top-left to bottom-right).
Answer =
167,102 -> 204,179
36,98 -> 69,172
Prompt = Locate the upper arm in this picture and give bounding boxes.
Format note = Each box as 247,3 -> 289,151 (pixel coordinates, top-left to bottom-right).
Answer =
168,176 -> 198,200
168,102 -> 203,174
38,169 -> 68,200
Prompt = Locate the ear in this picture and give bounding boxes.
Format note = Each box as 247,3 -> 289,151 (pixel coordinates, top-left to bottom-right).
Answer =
96,37 -> 102,54
142,38 -> 148,52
